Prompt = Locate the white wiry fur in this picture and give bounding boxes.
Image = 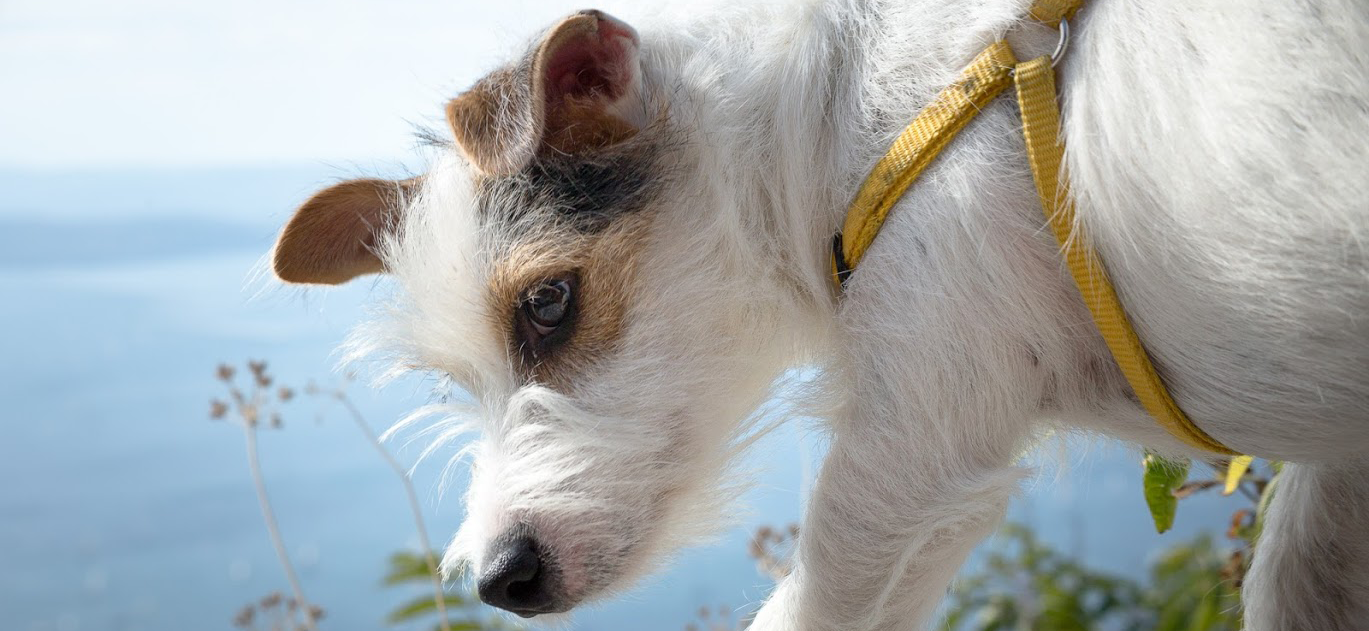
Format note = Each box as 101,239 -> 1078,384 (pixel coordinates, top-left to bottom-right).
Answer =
341,0 -> 1369,628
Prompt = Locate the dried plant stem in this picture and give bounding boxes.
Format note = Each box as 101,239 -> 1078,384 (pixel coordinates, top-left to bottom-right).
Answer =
336,393 -> 452,631
242,423 -> 319,631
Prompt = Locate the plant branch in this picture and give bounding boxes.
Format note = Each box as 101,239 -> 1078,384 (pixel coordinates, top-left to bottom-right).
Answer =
335,392 -> 452,631
241,421 -> 319,631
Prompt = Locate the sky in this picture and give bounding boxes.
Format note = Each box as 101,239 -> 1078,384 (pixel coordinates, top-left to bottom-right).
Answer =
0,0 -> 720,169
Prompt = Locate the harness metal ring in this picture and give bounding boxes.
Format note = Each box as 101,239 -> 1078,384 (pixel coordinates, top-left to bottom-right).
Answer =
1051,18 -> 1071,67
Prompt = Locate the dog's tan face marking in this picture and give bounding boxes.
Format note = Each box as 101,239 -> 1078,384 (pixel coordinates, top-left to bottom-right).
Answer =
485,216 -> 650,389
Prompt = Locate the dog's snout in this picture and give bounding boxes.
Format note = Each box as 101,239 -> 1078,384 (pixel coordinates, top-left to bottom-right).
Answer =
477,533 -> 557,616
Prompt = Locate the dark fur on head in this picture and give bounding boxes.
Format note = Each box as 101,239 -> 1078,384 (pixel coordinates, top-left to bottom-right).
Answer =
474,118 -> 684,234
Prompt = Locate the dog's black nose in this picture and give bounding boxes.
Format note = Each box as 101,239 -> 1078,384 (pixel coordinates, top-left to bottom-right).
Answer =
477,534 -> 555,616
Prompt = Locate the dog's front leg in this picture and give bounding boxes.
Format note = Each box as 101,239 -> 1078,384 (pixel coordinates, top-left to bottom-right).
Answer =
751,395 -> 1027,630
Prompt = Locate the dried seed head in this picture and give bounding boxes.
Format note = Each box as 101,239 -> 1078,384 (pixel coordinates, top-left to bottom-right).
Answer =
210,400 -> 229,420
747,538 -> 763,559
307,605 -> 325,621
232,605 -> 255,628
217,364 -> 236,382
277,387 -> 295,402
260,592 -> 282,609
241,404 -> 259,427
270,413 -> 283,429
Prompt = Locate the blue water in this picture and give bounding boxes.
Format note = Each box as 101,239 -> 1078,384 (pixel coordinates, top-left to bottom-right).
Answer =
0,168 -> 1245,631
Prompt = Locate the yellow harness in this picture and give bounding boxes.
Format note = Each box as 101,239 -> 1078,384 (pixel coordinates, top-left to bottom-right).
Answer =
831,0 -> 1241,457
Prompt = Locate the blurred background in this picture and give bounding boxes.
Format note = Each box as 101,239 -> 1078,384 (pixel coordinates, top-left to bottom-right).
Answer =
0,1 -> 1254,629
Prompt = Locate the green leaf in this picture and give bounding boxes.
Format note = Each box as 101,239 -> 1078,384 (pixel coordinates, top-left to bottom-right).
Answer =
383,551 -> 437,586
390,593 -> 476,624
386,591 -> 477,625
432,623 -> 485,631
1187,592 -> 1219,631
1143,453 -> 1190,534
388,594 -> 441,623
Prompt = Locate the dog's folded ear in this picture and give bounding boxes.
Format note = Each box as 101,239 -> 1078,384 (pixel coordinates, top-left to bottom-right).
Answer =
447,9 -> 646,175
271,177 -> 419,285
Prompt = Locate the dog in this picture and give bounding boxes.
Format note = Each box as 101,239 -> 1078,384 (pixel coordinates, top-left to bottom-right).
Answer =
269,0 -> 1369,628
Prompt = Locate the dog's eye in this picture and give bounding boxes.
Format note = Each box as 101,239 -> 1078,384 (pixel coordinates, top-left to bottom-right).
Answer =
513,274 -> 579,362
523,278 -> 574,336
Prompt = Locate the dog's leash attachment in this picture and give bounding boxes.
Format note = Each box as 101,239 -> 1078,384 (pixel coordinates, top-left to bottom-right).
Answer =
1050,17 -> 1070,67
832,0 -> 1242,457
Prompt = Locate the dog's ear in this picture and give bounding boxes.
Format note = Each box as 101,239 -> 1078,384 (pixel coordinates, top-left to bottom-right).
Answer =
447,10 -> 645,175
271,177 -> 419,285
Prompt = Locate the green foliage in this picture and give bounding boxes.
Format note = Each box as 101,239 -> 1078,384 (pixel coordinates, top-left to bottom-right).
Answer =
941,459 -> 1284,631
384,551 -> 519,631
1146,536 -> 1241,631
1143,453 -> 1190,534
940,525 -> 1240,631
940,524 -> 1144,631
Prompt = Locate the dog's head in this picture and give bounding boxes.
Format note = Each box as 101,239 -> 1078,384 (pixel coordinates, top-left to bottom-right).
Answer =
272,10 -> 811,618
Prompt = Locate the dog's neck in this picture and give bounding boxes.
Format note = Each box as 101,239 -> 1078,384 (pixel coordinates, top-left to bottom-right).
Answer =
640,0 -> 1048,338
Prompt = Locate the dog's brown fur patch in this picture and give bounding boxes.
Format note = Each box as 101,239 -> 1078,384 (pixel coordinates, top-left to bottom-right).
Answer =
486,215 -> 651,389
542,99 -> 640,157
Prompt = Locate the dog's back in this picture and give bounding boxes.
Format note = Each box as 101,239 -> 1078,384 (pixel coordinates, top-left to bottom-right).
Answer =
1063,0 -> 1369,461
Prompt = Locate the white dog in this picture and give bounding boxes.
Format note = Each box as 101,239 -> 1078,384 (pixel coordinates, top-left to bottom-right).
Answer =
270,0 -> 1369,628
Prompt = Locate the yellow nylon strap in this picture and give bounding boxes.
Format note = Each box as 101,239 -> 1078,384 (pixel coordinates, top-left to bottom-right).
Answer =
1028,0 -> 1083,26
830,0 -> 1240,457
834,40 -> 1018,283
1013,56 -> 1238,455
